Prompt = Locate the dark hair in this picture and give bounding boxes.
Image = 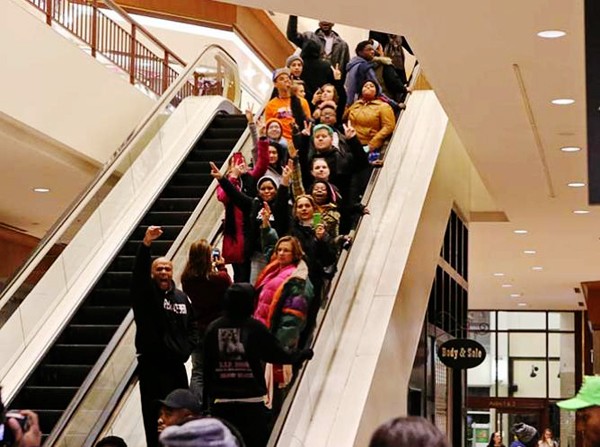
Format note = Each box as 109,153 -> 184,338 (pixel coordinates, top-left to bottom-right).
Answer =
309,180 -> 334,204
268,142 -> 287,172
355,40 -> 372,55
96,436 -> 128,447
369,417 -> 448,447
487,431 -> 501,447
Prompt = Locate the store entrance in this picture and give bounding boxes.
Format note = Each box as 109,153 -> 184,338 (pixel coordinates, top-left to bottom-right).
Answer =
467,397 -> 548,447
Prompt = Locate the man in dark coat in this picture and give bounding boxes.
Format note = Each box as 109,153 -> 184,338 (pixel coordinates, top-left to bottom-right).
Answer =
131,225 -> 195,447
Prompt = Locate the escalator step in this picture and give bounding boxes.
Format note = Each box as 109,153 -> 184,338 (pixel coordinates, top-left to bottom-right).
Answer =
203,127 -> 247,139
178,160 -> 211,174
143,211 -> 192,226
61,324 -> 120,345
122,239 -> 173,256
153,198 -> 200,212
16,386 -> 78,409
178,161 -> 212,174
34,364 -> 93,387
108,255 -> 136,272
169,173 -> 214,186
162,185 -> 208,199
71,305 -> 130,325
49,344 -> 106,365
35,409 -> 63,434
186,149 -> 233,162
132,225 -> 183,240
88,288 -> 129,306
96,272 -> 132,289
210,115 -> 248,128
197,138 -> 240,151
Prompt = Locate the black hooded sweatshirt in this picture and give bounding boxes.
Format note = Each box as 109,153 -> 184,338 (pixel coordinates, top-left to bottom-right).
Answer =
202,283 -> 312,409
301,39 -> 335,110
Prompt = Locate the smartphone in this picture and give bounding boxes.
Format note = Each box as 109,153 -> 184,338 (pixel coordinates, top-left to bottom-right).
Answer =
312,212 -> 322,228
211,248 -> 221,261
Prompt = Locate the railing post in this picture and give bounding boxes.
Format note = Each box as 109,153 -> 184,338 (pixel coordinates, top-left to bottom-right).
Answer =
46,0 -> 52,25
91,0 -> 98,57
129,25 -> 136,86
162,50 -> 169,95
192,72 -> 200,96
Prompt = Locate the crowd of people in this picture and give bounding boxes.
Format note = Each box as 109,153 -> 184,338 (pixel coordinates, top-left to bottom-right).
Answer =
127,17 -> 416,447
2,18 -> 418,447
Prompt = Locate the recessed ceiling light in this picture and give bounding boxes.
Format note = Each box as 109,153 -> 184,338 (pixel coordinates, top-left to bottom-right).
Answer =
568,182 -> 586,188
560,146 -> 581,152
493,272 -> 505,277
532,266 -> 544,271
523,250 -> 536,254
537,30 -> 566,39
573,210 -> 591,214
510,293 -> 522,298
517,302 -> 528,307
33,187 -> 50,193
514,229 -> 528,234
502,284 -> 513,288
551,98 -> 575,105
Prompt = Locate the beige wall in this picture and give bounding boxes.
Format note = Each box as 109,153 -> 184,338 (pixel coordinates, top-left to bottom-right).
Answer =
1,0 -> 153,165
354,122 -> 482,445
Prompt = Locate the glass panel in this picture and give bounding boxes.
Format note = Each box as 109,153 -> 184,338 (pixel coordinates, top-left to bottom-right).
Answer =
511,359 -> 546,398
549,359 -> 561,398
497,333 -> 509,397
549,333 -> 560,357
549,312 -> 575,331
557,333 -> 575,399
509,332 -> 546,357
498,311 -> 546,330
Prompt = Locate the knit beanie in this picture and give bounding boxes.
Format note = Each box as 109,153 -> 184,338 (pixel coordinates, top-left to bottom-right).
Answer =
512,423 -> 538,445
286,54 -> 303,67
272,67 -> 291,82
159,418 -> 239,447
313,124 -> 334,136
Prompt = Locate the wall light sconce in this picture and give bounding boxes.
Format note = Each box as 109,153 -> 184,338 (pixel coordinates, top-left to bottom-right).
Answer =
530,365 -> 539,378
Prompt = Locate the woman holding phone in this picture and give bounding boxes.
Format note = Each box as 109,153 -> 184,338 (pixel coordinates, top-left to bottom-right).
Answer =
180,239 -> 232,399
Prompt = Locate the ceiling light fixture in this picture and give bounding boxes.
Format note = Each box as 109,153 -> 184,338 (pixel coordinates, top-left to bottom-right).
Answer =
517,302 -> 528,307
568,182 -> 586,188
523,250 -> 536,254
514,229 -> 528,234
573,210 -> 591,214
551,98 -> 575,105
502,284 -> 513,288
537,30 -> 566,39
493,273 -> 505,277
532,266 -> 544,271
32,187 -> 50,193
510,293 -> 522,298
560,146 -> 582,153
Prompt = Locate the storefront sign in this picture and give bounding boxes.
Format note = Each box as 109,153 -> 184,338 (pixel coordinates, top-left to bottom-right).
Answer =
437,338 -> 486,369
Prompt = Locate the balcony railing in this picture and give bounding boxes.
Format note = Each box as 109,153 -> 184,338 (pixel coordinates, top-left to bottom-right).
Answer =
24,0 -> 197,100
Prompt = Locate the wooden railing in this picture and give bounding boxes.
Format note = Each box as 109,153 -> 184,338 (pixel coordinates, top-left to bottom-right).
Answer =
24,0 -> 195,99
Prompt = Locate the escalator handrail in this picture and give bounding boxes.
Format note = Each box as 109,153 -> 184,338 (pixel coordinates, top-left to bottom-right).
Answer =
47,109 -> 256,447
267,66 -> 422,446
0,44 -> 240,313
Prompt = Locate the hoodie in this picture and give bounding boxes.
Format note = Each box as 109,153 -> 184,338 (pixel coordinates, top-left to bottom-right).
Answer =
300,39 -> 334,109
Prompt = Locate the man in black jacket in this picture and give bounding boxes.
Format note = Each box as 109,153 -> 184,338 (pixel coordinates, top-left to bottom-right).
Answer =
203,283 -> 313,447
131,225 -> 195,447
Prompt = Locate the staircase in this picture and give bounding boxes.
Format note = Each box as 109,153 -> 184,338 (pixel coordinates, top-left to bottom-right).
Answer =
9,113 -> 248,441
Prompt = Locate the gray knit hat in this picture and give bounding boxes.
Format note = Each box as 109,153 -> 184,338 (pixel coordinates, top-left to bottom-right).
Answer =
159,418 -> 239,447
286,54 -> 303,67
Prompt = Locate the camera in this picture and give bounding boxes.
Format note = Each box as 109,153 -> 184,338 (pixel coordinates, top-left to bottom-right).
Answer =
0,412 -> 28,446
211,248 -> 221,261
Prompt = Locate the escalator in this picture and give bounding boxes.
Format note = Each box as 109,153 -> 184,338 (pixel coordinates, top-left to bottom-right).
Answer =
9,113 -> 248,442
